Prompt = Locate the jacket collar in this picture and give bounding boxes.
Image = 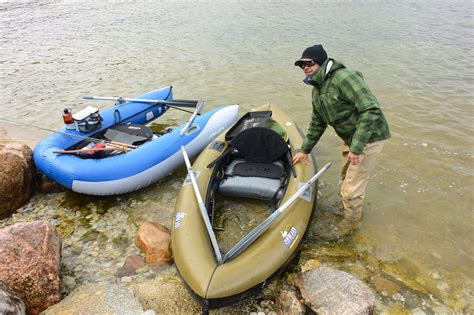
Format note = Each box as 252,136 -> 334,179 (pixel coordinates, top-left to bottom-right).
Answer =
305,58 -> 341,87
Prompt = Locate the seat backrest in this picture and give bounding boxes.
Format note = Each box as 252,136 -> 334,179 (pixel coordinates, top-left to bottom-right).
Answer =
225,111 -> 272,141
230,127 -> 288,162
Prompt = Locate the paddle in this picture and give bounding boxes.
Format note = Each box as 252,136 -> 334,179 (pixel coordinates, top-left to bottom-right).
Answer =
181,146 -> 223,264
82,96 -> 199,108
223,162 -> 332,263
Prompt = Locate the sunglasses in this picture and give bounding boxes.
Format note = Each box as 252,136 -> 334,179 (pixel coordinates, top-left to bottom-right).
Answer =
299,60 -> 316,69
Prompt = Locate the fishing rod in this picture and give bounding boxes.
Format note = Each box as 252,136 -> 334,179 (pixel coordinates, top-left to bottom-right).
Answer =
0,118 -> 137,149
0,96 -> 204,150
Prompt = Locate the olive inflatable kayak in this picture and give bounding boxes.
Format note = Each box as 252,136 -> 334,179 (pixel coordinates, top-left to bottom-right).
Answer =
172,104 -> 320,311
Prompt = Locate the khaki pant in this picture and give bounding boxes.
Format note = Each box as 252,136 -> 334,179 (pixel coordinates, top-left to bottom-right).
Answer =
340,140 -> 385,222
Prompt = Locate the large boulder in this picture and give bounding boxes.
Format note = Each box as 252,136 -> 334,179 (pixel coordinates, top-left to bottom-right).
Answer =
296,267 -> 376,315
0,279 -> 26,315
0,221 -> 62,315
135,221 -> 172,266
0,143 -> 36,219
42,283 -> 150,315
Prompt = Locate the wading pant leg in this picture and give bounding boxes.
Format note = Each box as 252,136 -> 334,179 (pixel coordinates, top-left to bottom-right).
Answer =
341,141 -> 385,222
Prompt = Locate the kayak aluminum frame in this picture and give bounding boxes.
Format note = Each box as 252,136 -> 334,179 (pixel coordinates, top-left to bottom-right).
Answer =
223,162 -> 332,263
181,146 -> 223,264
180,100 -> 204,136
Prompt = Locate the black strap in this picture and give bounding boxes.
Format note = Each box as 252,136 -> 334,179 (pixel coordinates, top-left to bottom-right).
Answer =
231,162 -> 284,179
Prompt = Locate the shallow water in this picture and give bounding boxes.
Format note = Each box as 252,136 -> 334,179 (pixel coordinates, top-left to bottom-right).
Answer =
1,0 -> 473,312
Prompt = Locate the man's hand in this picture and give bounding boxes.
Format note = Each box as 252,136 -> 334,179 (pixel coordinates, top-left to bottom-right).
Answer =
292,152 -> 310,165
348,151 -> 362,165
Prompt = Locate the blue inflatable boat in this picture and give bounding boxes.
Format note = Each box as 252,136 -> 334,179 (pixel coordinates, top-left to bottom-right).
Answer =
33,86 -> 239,195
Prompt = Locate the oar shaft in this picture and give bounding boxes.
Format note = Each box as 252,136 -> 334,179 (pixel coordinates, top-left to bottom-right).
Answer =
108,141 -> 137,149
276,162 -> 332,215
53,146 -> 129,154
181,146 -> 223,264
83,96 -> 199,107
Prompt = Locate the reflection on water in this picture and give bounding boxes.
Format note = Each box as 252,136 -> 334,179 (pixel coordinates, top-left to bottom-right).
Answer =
1,0 -> 473,311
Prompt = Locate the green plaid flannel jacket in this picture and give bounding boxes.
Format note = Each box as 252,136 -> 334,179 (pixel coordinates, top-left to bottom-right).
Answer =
301,59 -> 390,155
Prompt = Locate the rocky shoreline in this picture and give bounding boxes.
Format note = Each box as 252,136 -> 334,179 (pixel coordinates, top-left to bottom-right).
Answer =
0,141 -> 470,314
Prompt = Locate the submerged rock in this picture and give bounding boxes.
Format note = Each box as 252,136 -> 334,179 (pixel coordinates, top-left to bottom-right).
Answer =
0,279 -> 26,315
368,273 -> 401,297
386,302 -> 411,314
301,242 -> 359,262
38,174 -> 66,194
275,289 -> 306,315
135,221 -> 172,266
42,283 -> 149,315
380,258 -> 430,296
0,221 -> 61,314
115,255 -> 147,278
0,143 -> 36,219
296,266 -> 376,315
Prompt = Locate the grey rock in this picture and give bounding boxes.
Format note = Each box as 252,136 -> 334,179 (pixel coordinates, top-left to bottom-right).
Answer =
0,279 -> 26,315
296,266 -> 376,315
42,283 -> 146,314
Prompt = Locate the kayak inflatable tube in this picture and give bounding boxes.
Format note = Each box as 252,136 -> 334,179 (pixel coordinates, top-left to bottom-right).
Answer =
33,86 -> 239,195
172,104 -> 317,311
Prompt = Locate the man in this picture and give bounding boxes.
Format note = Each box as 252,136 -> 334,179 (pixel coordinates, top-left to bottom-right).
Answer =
292,44 -> 390,234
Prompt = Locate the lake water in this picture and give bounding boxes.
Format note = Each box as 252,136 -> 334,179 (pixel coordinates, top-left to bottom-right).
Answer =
1,0 -> 473,311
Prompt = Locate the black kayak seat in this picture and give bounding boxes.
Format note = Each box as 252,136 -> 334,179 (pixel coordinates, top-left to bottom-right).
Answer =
230,127 -> 289,162
218,160 -> 285,201
104,124 -> 153,146
217,127 -> 289,201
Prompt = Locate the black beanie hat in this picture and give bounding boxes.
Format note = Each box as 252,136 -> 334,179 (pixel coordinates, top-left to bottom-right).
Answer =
294,44 -> 328,67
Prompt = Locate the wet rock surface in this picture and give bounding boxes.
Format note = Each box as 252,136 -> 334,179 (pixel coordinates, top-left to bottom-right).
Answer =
0,279 -> 26,315
0,143 -> 36,219
0,221 -> 61,314
0,173 -> 471,313
42,283 -> 149,315
297,266 -> 376,314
